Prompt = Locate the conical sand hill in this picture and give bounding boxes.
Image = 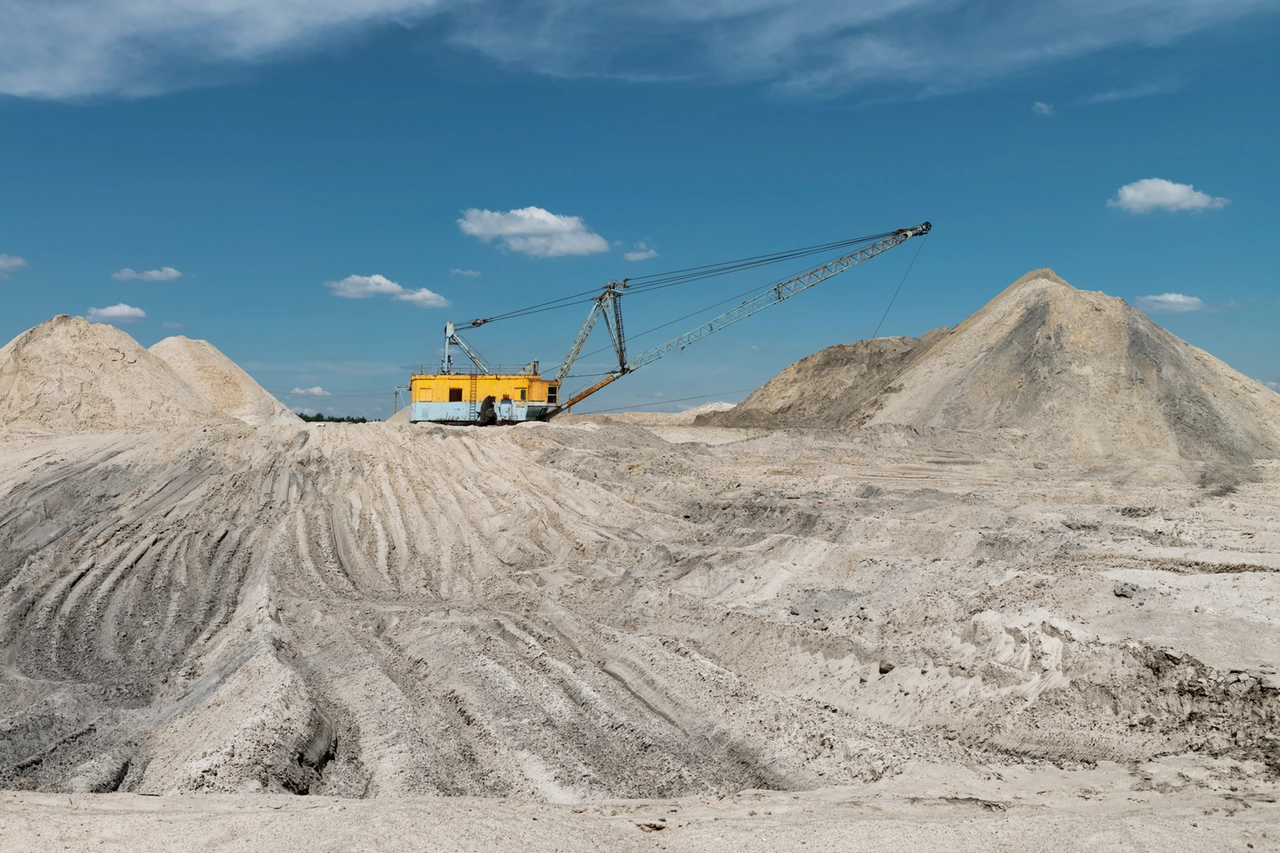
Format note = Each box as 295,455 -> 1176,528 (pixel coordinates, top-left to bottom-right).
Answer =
709,269 -> 1280,462
150,336 -> 300,427
865,269 -> 1280,461
0,316 -> 225,433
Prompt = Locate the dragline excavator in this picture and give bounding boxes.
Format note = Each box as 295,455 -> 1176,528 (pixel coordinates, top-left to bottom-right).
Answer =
403,221 -> 930,424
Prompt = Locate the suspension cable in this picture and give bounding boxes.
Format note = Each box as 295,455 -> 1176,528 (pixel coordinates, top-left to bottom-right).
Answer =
460,230 -> 893,329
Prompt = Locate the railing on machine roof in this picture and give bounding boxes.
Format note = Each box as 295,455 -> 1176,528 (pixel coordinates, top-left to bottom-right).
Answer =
417,361 -> 542,377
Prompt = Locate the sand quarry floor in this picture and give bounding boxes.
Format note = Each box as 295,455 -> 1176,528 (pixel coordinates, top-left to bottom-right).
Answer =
1,415 -> 1279,850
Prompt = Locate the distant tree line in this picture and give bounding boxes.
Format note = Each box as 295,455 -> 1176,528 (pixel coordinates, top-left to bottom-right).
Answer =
295,412 -> 370,423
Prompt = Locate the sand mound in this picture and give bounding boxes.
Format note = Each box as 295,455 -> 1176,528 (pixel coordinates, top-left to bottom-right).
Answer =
700,331 -> 946,428
707,270 -> 1280,463
865,270 -> 1280,462
150,336 -> 299,427
683,400 -> 735,416
0,316 -> 224,433
569,400 -> 739,427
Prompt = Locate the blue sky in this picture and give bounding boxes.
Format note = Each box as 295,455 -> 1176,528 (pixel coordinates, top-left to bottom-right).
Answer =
2,1 -> 1277,418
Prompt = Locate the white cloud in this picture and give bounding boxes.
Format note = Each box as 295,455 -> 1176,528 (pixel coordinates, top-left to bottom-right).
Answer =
291,386 -> 331,397
0,1 -> 1269,102
1108,178 -> 1229,214
1031,101 -> 1054,115
0,1 -> 447,99
1080,81 -> 1180,105
451,1 -> 1272,100
1134,293 -> 1207,314
1266,381 -> 1279,392
112,266 -> 182,281
325,273 -> 404,298
324,273 -> 450,308
87,303 -> 146,322
450,268 -> 481,277
0,254 -> 28,278
392,287 -> 450,308
162,321 -> 186,330
458,206 -> 609,258
624,241 -> 659,262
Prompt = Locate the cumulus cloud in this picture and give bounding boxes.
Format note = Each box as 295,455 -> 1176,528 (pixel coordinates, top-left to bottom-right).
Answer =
162,321 -> 185,330
291,386 -> 331,397
0,1 -> 1270,102
87,303 -> 146,322
1031,101 -> 1054,115
113,266 -> 182,281
624,241 -> 659,262
1134,293 -> 1208,314
392,287 -> 451,308
450,268 -> 482,277
1108,179 -> 1229,214
458,207 -> 609,258
325,273 -> 450,308
325,273 -> 403,298
0,254 -> 27,279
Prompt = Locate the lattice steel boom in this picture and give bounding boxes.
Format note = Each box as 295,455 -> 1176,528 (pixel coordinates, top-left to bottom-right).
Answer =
548,221 -> 930,414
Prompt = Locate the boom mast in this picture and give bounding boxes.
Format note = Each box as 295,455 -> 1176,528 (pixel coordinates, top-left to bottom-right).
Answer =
549,221 -> 930,415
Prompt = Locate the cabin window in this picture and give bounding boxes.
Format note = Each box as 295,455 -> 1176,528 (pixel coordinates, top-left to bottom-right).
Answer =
547,386 -> 557,404
519,389 -> 527,402
449,388 -> 463,402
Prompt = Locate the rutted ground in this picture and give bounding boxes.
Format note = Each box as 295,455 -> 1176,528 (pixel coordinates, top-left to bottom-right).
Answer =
1,419 -> 1277,802
3,273 -> 1280,849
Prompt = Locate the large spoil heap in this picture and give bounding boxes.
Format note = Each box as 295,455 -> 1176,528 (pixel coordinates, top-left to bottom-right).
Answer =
704,269 -> 1280,462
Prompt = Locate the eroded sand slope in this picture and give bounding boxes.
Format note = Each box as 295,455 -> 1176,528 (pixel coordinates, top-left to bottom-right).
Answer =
1,423 -> 1277,801
701,329 -> 946,429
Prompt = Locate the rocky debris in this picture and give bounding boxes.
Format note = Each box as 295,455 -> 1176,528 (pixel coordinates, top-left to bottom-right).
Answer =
1113,582 -> 1141,598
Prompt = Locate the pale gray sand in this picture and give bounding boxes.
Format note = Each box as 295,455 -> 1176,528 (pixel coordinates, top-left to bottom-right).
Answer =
3,759 -> 1277,852
1,280 -> 1278,847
